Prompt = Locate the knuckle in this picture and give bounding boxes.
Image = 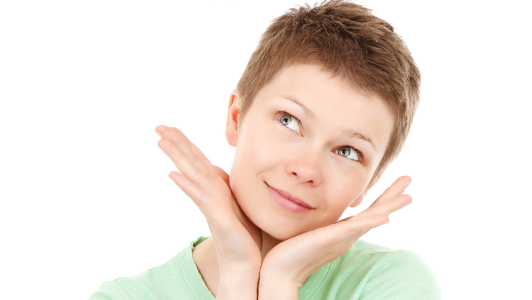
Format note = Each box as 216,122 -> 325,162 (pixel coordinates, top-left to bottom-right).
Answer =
348,221 -> 366,233
357,211 -> 368,218
172,127 -> 184,136
196,193 -> 207,206
191,169 -> 204,181
171,128 -> 187,141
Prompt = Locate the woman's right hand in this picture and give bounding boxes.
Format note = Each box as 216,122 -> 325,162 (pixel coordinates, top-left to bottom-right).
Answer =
155,125 -> 262,298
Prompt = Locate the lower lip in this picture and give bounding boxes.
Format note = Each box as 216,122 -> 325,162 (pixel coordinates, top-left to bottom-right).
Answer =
267,185 -> 312,213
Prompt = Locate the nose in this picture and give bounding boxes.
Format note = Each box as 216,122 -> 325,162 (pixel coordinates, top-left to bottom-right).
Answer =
285,149 -> 323,186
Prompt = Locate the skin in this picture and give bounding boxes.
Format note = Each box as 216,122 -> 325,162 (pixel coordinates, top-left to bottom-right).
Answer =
155,64 -> 413,299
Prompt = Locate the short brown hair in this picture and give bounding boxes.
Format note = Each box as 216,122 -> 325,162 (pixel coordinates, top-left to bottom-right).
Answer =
236,0 -> 420,183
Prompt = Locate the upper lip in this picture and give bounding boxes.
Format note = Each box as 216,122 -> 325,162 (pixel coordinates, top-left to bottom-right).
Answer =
266,183 -> 314,209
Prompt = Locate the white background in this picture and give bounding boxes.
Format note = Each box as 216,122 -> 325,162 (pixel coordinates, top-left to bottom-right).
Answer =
1,0 -> 531,299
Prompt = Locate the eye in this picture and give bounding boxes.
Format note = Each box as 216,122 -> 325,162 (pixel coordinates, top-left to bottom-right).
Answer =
336,146 -> 361,161
278,112 -> 301,133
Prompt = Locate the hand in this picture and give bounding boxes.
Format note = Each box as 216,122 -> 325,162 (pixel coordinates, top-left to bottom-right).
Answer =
155,125 -> 262,292
258,176 -> 412,296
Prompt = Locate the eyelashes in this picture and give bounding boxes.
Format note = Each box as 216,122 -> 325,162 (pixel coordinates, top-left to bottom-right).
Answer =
277,111 -> 301,134
275,111 -> 364,163
336,146 -> 363,162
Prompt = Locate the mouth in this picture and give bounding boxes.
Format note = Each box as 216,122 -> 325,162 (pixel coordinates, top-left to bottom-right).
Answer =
265,182 -> 314,213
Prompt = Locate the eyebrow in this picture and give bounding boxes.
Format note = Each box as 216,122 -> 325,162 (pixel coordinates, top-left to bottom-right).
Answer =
342,129 -> 378,151
283,95 -> 315,119
283,94 -> 378,151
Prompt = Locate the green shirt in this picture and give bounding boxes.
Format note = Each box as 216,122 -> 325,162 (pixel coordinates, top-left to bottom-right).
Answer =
89,237 -> 441,300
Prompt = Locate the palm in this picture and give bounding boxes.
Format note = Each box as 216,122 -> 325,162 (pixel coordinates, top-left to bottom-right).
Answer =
262,176 -> 413,286
211,167 -> 262,270
156,125 -> 262,273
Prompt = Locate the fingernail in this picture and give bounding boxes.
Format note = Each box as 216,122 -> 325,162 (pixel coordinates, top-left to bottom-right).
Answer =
155,129 -> 163,138
404,178 -> 412,188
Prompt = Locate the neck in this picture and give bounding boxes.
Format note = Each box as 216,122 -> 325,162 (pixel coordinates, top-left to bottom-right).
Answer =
193,230 -> 283,296
260,230 -> 281,259
192,238 -> 219,294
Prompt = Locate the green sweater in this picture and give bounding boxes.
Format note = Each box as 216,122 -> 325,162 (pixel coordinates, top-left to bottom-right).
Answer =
89,237 -> 441,299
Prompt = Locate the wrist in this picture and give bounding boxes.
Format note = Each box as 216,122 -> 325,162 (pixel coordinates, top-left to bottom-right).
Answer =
258,269 -> 301,300
217,272 -> 259,300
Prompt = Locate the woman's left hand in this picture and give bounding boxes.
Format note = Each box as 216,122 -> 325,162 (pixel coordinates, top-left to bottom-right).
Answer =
258,176 -> 413,297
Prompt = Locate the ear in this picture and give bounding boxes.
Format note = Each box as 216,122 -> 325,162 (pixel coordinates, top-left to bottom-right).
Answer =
225,89 -> 242,147
349,173 -> 382,208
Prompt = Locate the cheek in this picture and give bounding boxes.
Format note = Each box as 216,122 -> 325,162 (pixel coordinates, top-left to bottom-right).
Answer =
240,127 -> 280,165
230,126 -> 276,185
324,174 -> 366,212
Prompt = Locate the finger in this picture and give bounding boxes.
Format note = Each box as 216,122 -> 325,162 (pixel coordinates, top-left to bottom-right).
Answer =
157,126 -> 201,163
157,137 -> 206,182
362,194 -> 412,218
169,127 -> 216,175
156,125 -> 211,179
346,214 -> 390,238
168,170 -> 232,218
168,171 -> 206,206
367,176 -> 412,208
323,213 -> 390,244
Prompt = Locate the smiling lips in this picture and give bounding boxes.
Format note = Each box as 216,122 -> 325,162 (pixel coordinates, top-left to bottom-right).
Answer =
266,183 -> 314,213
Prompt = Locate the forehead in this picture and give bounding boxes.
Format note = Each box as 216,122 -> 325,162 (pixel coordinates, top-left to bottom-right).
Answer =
249,64 -> 394,154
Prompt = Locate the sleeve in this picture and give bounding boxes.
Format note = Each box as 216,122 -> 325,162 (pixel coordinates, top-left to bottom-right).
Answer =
88,281 -> 126,300
88,277 -> 164,300
358,250 -> 442,300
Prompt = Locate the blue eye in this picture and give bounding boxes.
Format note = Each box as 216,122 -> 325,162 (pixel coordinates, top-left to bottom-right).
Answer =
336,146 -> 360,161
279,113 -> 301,133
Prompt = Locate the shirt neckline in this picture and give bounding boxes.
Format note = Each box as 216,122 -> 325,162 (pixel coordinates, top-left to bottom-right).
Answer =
177,236 -> 333,299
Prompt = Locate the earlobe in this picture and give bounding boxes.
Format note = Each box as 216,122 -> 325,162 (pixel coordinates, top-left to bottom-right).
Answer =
225,90 -> 242,147
349,173 -> 382,208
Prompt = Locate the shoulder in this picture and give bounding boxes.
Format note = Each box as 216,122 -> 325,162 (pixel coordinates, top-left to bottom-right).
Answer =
328,240 -> 442,300
88,258 -> 182,300
89,237 -> 213,300
88,280 -> 126,300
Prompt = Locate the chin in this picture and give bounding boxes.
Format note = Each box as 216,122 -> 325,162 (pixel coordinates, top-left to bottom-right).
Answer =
261,227 -> 294,242
252,214 -> 312,242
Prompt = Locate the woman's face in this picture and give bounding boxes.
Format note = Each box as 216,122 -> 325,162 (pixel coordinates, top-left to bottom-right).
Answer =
226,64 -> 394,241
